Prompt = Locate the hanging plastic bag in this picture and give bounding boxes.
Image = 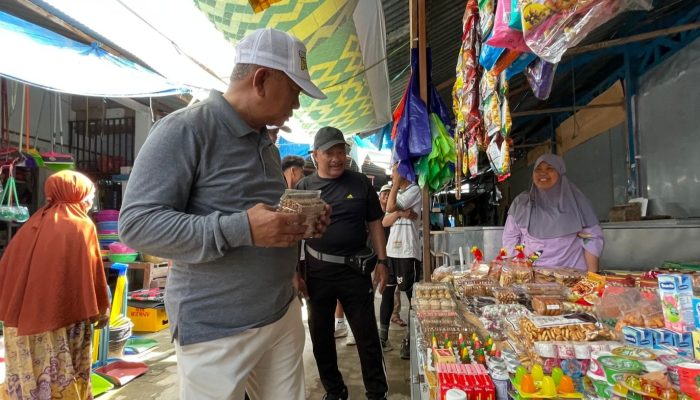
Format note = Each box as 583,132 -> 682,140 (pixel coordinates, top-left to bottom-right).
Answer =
509,0 -> 523,31
505,52 -> 537,80
486,0 -> 530,53
526,58 -> 558,100
392,51 -> 431,182
0,173 -> 29,223
520,0 -> 649,63
391,82 -> 409,141
479,42 -> 505,71
430,84 -> 453,135
403,49 -> 431,159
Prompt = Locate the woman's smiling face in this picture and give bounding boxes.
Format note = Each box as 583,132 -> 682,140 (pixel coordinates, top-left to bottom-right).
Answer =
533,161 -> 560,190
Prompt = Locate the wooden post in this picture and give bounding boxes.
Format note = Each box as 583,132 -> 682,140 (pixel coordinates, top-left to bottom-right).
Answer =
411,0 -> 432,282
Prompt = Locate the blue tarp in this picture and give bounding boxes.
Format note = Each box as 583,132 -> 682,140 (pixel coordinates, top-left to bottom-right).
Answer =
278,137 -> 311,159
0,11 -> 187,97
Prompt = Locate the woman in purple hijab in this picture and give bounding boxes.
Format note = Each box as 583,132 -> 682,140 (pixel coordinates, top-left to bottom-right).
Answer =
502,154 -> 604,272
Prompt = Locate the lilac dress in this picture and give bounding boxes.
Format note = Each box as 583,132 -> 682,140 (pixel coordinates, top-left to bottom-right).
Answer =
503,154 -> 604,271
502,216 -> 604,271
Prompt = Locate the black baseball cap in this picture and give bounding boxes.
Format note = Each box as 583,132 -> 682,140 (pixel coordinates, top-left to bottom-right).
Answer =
313,126 -> 347,151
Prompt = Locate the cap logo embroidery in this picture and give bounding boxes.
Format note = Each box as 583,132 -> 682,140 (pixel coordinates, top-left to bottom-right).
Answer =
299,50 -> 307,71
346,194 -> 354,199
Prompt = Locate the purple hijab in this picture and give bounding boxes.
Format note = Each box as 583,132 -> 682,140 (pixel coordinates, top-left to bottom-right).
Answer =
509,154 -> 599,239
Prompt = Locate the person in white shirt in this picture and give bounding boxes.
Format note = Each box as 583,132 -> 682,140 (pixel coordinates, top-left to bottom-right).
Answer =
379,165 -> 422,359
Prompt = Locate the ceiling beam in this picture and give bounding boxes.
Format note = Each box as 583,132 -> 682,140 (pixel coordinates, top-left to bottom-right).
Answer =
511,102 -> 623,118
566,22 -> 700,56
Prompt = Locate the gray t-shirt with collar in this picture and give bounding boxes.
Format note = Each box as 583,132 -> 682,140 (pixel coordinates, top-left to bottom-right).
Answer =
119,90 -> 296,346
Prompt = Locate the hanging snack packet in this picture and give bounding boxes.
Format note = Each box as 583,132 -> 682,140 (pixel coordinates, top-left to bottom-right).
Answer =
526,58 -> 558,100
509,0 -> 523,31
277,189 -> 327,238
478,0 -> 496,38
519,0 -> 650,63
500,76 -> 512,137
468,137 -> 479,176
486,0 -> 530,52
480,74 -> 501,139
479,42 -> 506,72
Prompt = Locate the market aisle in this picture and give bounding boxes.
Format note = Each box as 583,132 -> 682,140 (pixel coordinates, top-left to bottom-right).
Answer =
302,292 -> 412,400
99,293 -> 412,399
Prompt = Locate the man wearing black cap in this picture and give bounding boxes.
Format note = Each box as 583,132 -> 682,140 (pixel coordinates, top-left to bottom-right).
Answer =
296,126 -> 389,400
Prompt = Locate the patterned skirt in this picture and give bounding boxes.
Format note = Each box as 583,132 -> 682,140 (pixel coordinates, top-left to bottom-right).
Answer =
2,321 -> 93,400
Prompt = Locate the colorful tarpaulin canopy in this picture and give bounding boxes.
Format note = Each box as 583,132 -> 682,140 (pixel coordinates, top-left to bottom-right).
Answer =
12,0 -> 392,142
0,11 -> 186,97
195,0 -> 392,139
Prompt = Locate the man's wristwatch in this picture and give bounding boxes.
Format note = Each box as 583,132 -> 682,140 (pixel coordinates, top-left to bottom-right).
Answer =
377,259 -> 388,265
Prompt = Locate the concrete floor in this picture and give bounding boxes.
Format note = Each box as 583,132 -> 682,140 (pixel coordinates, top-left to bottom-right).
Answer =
98,292 -> 412,400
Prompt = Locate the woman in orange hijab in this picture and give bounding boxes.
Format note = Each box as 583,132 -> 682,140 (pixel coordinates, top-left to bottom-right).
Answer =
0,170 -> 110,400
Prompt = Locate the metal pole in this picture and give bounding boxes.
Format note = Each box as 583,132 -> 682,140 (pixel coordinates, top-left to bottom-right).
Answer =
623,48 -> 639,199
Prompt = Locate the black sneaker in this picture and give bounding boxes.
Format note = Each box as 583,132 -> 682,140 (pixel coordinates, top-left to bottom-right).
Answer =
400,338 -> 410,360
322,386 -> 348,400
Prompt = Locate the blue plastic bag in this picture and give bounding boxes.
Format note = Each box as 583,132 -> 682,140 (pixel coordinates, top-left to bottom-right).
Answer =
392,48 -> 431,182
505,52 -> 536,80
479,41 -> 505,71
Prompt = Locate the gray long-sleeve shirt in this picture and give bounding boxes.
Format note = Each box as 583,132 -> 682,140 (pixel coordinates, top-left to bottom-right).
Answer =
119,91 -> 296,345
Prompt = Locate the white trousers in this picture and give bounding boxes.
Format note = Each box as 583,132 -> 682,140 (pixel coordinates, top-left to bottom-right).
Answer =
175,299 -> 305,400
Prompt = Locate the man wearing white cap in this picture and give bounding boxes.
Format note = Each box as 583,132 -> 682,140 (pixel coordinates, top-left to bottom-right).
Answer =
120,28 -> 328,400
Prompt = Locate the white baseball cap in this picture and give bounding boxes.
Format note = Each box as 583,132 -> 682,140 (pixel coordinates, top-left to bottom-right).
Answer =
234,28 -> 326,100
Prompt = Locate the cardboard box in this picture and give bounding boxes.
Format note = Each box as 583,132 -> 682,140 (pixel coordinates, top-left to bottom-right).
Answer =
433,348 -> 456,364
658,274 -> 695,333
649,328 -> 674,350
670,331 -> 694,357
623,326 -> 652,347
693,297 -> 700,329
692,331 -> 700,361
128,306 -> 169,332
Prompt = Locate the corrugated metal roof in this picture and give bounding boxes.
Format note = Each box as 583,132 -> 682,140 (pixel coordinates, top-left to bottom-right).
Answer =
382,0 -> 698,147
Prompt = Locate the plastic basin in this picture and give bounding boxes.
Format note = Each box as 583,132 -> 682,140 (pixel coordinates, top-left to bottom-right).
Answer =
94,210 -> 120,223
109,242 -> 136,254
108,253 -> 139,263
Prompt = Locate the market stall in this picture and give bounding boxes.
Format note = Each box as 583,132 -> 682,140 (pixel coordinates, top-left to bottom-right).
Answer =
409,253 -> 700,400
435,221 -> 700,271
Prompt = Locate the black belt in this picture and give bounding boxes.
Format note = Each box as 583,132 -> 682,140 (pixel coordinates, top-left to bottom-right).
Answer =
305,245 -> 346,264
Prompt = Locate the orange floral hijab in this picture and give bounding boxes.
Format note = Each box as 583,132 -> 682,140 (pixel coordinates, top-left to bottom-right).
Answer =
0,170 -> 109,335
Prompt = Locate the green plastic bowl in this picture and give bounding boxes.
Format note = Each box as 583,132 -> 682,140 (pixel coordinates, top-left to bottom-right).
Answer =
108,253 -> 139,263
